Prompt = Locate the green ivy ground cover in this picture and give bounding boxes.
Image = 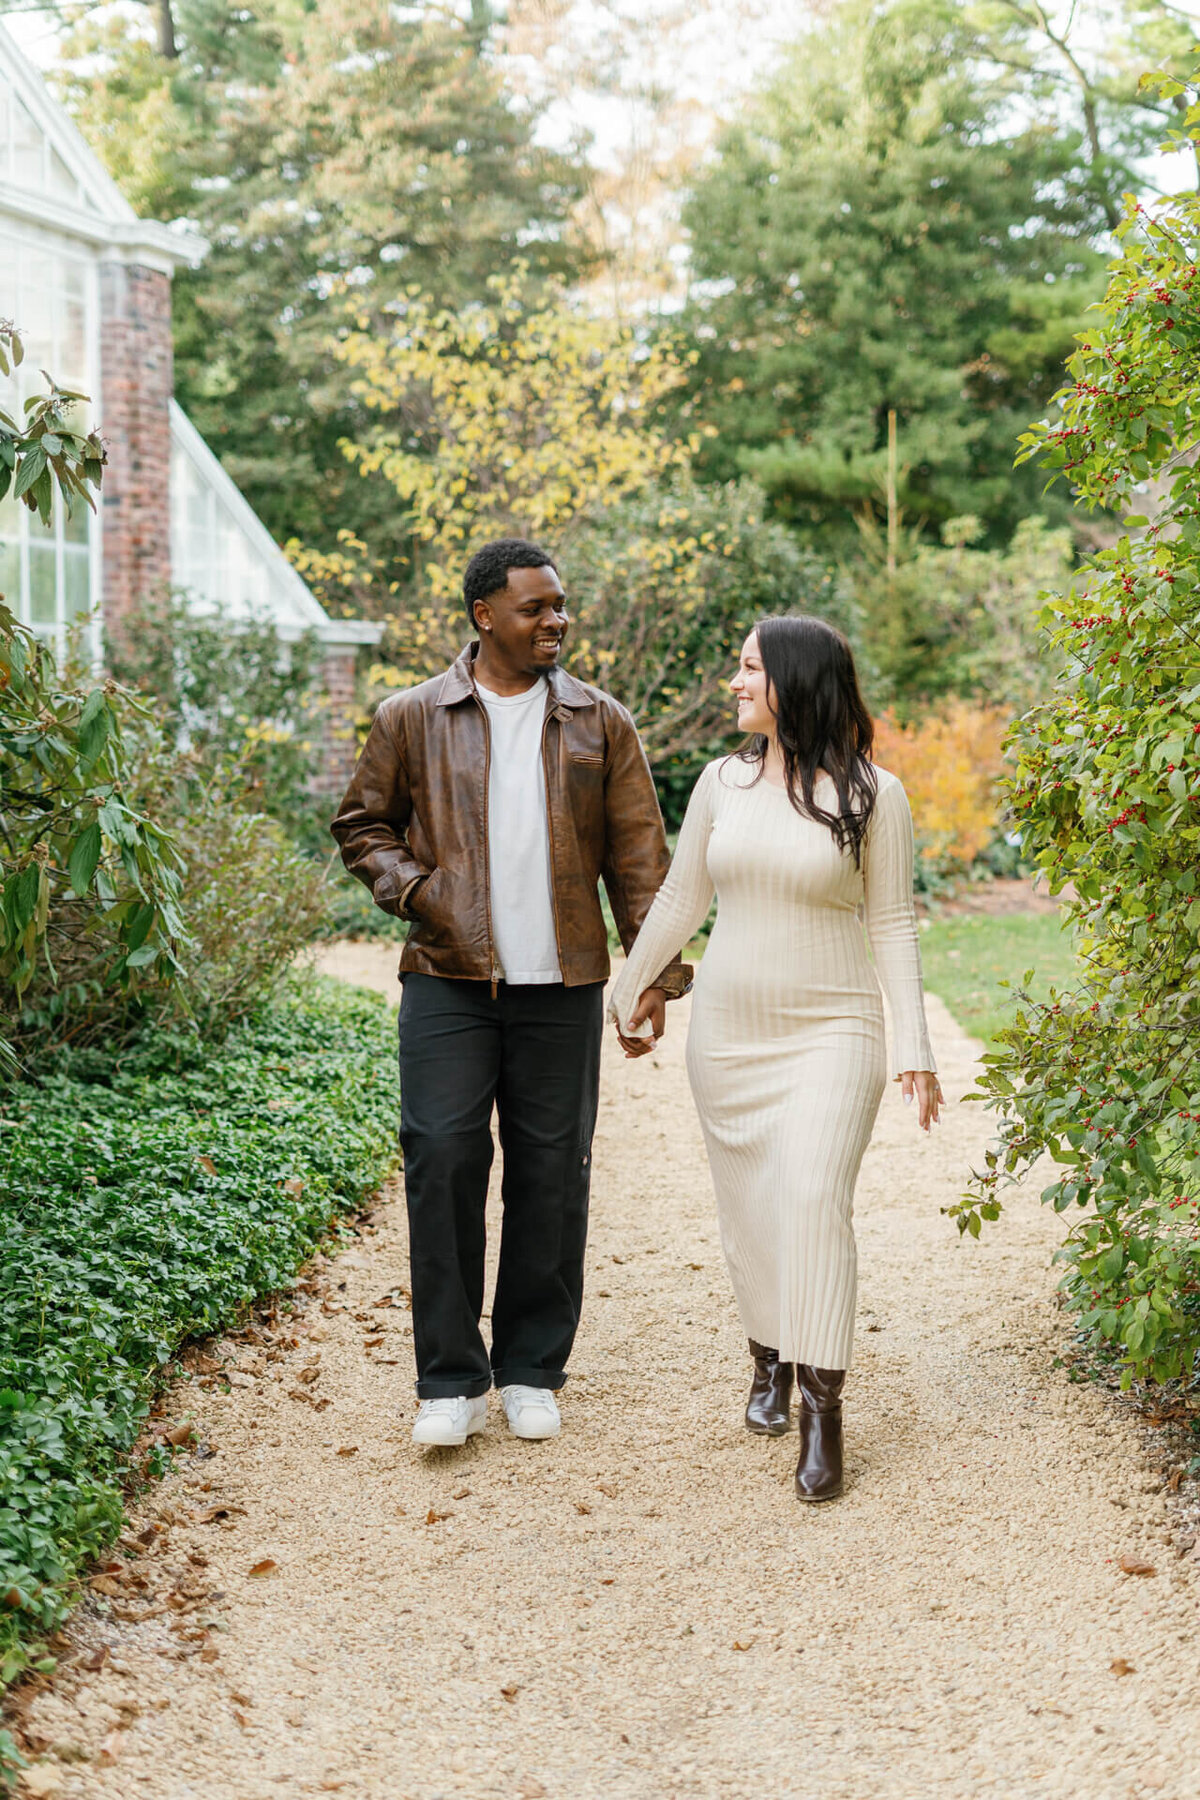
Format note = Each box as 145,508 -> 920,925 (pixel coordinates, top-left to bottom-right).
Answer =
0,975 -> 399,1694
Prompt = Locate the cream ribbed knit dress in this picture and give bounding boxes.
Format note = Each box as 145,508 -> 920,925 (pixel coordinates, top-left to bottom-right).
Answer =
608,757 -> 935,1370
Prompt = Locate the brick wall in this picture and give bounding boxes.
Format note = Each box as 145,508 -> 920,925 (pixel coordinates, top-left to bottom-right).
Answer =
98,259 -> 173,646
312,645 -> 361,798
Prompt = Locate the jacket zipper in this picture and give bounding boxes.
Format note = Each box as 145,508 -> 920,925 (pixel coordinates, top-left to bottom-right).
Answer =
542,705 -> 565,977
473,692 -> 502,998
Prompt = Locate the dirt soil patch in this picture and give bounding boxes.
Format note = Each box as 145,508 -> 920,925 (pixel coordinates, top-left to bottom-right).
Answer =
18,946 -> 1198,1800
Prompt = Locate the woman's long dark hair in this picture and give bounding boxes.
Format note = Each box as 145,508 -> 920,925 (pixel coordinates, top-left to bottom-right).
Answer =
736,615 -> 877,865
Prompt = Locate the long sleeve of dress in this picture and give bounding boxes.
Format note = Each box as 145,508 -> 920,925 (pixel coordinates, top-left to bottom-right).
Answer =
863,777 -> 936,1079
607,762 -> 717,1031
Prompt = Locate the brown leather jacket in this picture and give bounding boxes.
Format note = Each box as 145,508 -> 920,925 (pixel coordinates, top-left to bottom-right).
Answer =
331,644 -> 692,995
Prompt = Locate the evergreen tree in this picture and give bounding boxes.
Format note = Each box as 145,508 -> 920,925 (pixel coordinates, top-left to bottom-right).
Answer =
56,0 -> 585,560
678,0 -> 1114,547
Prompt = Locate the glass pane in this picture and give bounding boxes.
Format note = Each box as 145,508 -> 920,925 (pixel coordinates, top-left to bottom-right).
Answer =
61,299 -> 88,390
0,81 -> 10,182
63,547 -> 90,618
49,148 -> 80,203
63,498 -> 90,545
0,234 -> 17,322
0,488 -> 21,539
28,543 -> 57,626
11,98 -> 43,190
0,539 -> 20,611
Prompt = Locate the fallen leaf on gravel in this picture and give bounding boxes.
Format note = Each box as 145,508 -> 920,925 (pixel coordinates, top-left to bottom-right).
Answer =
394,1506 -> 407,1516
1118,1556 -> 1157,1577
517,1780 -> 546,1799
232,1709 -> 250,1730
163,1423 -> 196,1446
19,1766 -> 64,1797
687,1262 -> 703,1270
200,1640 -> 220,1664
500,1685 -> 519,1702
78,1646 -> 108,1672
575,1502 -> 591,1515
248,1559 -> 278,1578
137,1525 -> 159,1546
336,1446 -> 359,1457
97,1730 -> 126,1767
596,1482 -> 618,1498
452,1487 -> 471,1500
230,1690 -> 254,1707
297,1366 -> 321,1384
192,1505 -> 246,1524
732,1639 -> 755,1651
1166,1468 -> 1183,1493
426,1509 -> 451,1525
1111,1658 -> 1136,1676
319,1783 -> 346,1793
88,1575 -> 122,1596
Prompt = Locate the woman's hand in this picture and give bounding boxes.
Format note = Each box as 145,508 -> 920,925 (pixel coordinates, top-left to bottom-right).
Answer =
901,1070 -> 943,1131
616,987 -> 667,1058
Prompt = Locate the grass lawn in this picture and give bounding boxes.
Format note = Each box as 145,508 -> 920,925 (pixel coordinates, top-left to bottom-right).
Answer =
918,909 -> 1079,1044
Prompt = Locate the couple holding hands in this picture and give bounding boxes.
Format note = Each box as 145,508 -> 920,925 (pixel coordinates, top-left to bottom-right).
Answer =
332,537 -> 941,1506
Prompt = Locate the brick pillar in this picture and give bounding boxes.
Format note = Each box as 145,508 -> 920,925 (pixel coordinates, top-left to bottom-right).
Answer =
313,645 -> 361,798
98,259 -> 174,646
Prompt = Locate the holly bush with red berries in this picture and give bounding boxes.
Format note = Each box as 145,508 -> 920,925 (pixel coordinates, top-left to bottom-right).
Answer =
946,67 -> 1200,1387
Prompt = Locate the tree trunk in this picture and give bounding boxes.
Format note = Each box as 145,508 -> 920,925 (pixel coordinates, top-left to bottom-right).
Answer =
156,0 -> 178,61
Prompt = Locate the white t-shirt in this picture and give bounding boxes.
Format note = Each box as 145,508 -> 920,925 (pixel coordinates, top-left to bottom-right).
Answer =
475,677 -> 562,985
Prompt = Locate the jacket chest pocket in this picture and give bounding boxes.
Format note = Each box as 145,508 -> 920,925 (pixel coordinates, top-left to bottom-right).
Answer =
564,753 -> 605,829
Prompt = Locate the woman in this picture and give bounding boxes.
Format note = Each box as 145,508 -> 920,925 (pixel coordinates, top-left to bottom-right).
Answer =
608,616 -> 942,1503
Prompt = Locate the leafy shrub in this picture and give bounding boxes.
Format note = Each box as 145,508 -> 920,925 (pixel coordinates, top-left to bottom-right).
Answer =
873,701 -> 1009,876
949,72 -> 1200,1388
1,607 -> 186,1071
0,974 -> 398,1688
170,795 -> 331,1035
9,761 -> 332,1060
854,514 -> 1073,718
106,591 -> 330,851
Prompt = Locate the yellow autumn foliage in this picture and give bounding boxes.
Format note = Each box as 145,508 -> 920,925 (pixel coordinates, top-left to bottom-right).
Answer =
872,702 -> 1010,869
335,265 -> 704,675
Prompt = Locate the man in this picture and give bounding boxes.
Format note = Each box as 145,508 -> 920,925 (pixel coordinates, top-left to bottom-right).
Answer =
331,538 -> 690,1447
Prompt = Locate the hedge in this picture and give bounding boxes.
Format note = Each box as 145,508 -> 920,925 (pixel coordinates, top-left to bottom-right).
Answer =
0,975 -> 399,1712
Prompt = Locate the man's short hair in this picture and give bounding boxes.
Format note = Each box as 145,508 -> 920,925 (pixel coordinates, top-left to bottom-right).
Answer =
463,538 -> 557,627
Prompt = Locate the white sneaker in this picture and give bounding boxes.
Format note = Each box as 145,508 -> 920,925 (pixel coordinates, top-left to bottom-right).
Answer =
412,1395 -> 487,1447
500,1385 -> 561,1440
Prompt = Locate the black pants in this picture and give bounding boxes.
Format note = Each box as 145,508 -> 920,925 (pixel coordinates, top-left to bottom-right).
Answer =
398,973 -> 604,1399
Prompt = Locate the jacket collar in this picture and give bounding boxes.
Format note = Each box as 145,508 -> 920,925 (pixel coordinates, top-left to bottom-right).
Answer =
436,642 -> 595,710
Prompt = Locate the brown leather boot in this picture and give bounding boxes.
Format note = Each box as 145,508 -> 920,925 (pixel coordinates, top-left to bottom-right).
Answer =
794,1365 -> 846,1502
745,1340 -> 794,1436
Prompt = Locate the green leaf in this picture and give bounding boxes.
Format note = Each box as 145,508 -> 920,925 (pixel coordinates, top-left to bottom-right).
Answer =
12,445 -> 45,499
8,861 -> 41,934
67,821 -> 103,897
76,690 -> 111,766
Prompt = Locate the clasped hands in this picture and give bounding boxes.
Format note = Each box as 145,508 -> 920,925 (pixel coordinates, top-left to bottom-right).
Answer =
618,985 -> 944,1133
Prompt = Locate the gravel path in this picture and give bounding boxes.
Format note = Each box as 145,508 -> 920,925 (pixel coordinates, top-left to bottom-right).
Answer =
20,948 -> 1199,1800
